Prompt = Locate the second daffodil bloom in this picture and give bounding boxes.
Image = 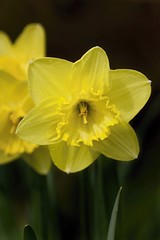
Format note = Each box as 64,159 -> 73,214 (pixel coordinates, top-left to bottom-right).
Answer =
0,24 -> 51,175
0,71 -> 51,174
0,23 -> 45,80
17,47 -> 151,173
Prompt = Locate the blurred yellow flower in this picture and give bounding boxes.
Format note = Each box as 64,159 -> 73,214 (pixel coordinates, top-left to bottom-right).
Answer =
0,71 -> 51,174
0,24 -> 51,174
17,47 -> 151,173
0,72 -> 35,157
0,23 -> 45,80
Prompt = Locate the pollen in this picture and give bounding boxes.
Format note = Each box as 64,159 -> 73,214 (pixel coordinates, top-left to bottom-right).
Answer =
78,101 -> 88,124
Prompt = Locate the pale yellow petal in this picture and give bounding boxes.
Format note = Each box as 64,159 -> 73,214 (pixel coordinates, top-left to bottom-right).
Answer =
23,146 -> 52,175
28,58 -> 73,105
108,69 -> 151,122
0,31 -> 12,55
16,98 -> 63,145
49,141 -> 100,173
14,23 -> 45,60
93,118 -> 139,160
72,46 -> 110,94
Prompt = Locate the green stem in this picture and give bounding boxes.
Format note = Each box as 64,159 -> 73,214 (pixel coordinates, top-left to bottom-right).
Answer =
79,171 -> 88,240
39,176 -> 49,240
88,157 -> 108,240
46,168 -> 61,240
24,166 -> 60,240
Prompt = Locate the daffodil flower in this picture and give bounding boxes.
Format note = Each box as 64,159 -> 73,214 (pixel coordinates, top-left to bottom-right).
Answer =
0,23 -> 45,80
0,71 -> 51,174
17,47 -> 151,173
0,24 -> 51,174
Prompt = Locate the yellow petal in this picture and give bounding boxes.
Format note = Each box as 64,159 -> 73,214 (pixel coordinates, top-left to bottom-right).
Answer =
23,146 -> 52,175
93,118 -> 139,160
72,46 -> 110,94
49,141 -> 100,173
108,69 -> 151,122
0,31 -> 12,55
0,150 -> 19,164
16,98 -> 63,145
0,57 -> 27,80
0,71 -> 32,109
10,81 -> 29,104
0,71 -> 18,103
0,106 -> 10,134
14,23 -> 45,61
28,57 -> 73,105
21,96 -> 34,114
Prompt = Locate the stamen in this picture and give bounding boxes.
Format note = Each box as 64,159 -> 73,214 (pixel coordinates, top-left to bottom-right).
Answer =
78,101 -> 88,124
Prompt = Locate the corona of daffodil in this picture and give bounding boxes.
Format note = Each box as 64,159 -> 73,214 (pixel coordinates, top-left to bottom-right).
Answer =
0,23 -> 45,80
17,47 -> 151,173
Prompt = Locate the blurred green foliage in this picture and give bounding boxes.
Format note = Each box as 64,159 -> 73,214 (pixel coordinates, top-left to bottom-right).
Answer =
0,0 -> 160,239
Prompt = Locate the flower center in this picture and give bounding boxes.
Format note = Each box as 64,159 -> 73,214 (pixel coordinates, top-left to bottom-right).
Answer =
54,94 -> 120,147
78,101 -> 88,124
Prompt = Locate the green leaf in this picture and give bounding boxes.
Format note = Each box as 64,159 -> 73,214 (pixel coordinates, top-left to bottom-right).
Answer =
23,225 -> 37,240
107,187 -> 122,240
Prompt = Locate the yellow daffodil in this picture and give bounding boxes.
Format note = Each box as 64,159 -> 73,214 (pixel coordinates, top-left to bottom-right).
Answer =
0,23 -> 45,80
0,23 -> 51,174
17,47 -> 151,173
0,71 -> 51,174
